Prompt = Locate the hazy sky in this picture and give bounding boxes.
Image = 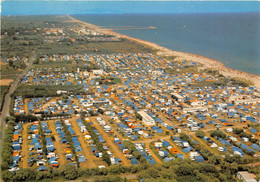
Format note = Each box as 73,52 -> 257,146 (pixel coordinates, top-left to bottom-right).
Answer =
2,1 -> 260,15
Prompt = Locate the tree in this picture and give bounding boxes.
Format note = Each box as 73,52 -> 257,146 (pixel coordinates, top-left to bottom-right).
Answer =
97,108 -> 104,115
208,155 -> 222,165
195,131 -> 205,138
177,164 -> 193,175
58,164 -> 78,180
179,133 -> 190,142
210,130 -> 226,139
8,60 -> 14,67
1,171 -> 14,181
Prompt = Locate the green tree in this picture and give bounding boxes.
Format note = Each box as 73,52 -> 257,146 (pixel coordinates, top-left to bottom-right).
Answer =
177,164 -> 193,175
58,164 -> 78,180
179,133 -> 190,142
8,60 -> 14,67
208,155 -> 222,165
195,131 -> 205,138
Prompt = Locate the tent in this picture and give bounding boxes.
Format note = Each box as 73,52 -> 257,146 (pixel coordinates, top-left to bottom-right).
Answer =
177,153 -> 185,159
131,158 -> 138,165
78,155 -> 86,163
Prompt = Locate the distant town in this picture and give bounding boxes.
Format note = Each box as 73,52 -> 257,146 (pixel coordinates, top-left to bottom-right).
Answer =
0,15 -> 259,182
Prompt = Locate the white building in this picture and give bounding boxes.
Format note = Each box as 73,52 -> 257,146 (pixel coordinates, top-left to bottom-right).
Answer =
183,107 -> 208,114
93,69 -> 103,75
170,93 -> 184,102
237,171 -> 257,182
137,111 -> 156,126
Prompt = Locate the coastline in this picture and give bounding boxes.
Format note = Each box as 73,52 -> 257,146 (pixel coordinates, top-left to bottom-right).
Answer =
67,15 -> 260,88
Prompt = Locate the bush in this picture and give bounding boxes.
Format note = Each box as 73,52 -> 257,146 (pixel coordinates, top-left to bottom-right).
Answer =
58,164 -> 78,180
93,175 -> 124,182
210,130 -> 226,139
195,131 -> 205,138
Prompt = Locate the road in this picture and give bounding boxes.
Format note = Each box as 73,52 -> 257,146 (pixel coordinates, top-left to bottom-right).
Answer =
0,51 -> 35,170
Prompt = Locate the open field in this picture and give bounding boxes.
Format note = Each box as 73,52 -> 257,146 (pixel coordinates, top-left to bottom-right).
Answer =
0,79 -> 13,86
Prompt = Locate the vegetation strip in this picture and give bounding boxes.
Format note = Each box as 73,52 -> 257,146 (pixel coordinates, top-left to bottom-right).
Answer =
81,116 -> 111,165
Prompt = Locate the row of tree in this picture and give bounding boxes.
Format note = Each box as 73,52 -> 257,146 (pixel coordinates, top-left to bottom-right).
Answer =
210,130 -> 227,140
60,119 -> 79,167
179,133 -> 223,164
81,116 -> 111,165
181,132 -> 252,165
122,140 -> 146,163
1,162 -> 146,181
1,120 -> 16,170
233,128 -> 258,143
2,156 -> 260,181
38,122 -> 47,156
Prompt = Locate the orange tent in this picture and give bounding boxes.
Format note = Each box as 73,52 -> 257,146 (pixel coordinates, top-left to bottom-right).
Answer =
13,151 -> 20,157
169,148 -> 179,154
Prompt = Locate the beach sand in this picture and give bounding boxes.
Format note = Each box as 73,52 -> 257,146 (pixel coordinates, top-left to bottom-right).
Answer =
67,15 -> 260,88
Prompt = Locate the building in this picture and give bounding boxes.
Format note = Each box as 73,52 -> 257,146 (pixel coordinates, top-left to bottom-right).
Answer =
237,171 -> 257,182
138,111 -> 156,126
93,69 -> 103,75
170,93 -> 184,102
183,107 -> 208,114
152,70 -> 163,75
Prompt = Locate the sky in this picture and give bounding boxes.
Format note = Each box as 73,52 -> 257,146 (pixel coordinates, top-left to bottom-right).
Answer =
1,1 -> 260,15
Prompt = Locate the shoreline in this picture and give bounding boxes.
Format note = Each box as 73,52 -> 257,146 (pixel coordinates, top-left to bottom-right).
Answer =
67,15 -> 260,88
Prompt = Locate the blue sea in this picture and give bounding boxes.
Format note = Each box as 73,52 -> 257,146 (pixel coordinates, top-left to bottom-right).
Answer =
2,1 -> 260,75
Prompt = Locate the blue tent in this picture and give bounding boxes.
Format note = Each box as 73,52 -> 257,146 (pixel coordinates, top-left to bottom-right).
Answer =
37,166 -> 47,171
196,156 -> 204,162
163,141 -> 170,147
130,135 -> 138,141
251,144 -> 259,150
250,128 -> 257,133
164,157 -> 173,162
177,153 -> 185,159
78,155 -> 86,163
131,158 -> 138,165
183,147 -> 192,153
149,159 -> 156,164
91,148 -> 98,153
75,146 -> 82,152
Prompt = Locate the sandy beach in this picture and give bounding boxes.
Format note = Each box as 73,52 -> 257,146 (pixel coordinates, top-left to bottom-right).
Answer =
67,15 -> 260,88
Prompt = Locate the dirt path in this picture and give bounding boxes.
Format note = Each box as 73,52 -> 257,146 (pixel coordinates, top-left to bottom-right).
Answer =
35,98 -> 57,112
70,117 -> 104,168
24,99 -> 29,114
101,116 -> 128,140
21,123 -> 29,168
89,117 -> 131,166
190,134 -> 218,155
48,120 -> 67,166
101,57 -> 114,70
203,132 -> 233,155
146,141 -> 163,164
